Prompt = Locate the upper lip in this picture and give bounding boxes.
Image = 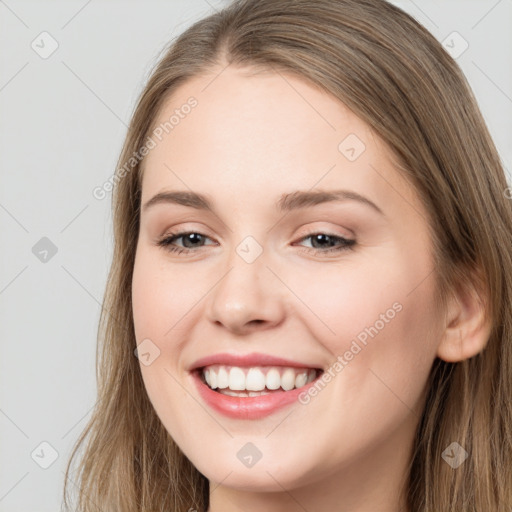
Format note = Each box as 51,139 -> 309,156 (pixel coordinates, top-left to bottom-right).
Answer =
189,352 -> 322,371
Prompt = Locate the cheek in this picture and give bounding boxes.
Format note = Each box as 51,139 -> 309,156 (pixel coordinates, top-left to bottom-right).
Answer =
279,260 -> 439,465
286,249 -> 439,399
131,247 -> 205,341
282,253 -> 435,346
132,249 -> 201,442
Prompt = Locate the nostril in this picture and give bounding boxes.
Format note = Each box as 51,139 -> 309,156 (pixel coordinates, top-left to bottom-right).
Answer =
245,319 -> 265,328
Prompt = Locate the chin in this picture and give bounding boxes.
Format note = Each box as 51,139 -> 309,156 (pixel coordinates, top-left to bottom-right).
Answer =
187,450 -> 318,492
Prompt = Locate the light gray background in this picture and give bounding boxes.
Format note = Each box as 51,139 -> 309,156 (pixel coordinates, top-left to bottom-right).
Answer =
0,1 -> 510,510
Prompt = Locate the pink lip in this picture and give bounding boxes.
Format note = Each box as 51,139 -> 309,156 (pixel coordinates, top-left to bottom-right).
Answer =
189,352 -> 320,371
191,371 -> 320,419
189,352 -> 322,420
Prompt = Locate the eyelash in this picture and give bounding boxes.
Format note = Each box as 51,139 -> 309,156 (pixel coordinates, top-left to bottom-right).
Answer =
156,230 -> 356,256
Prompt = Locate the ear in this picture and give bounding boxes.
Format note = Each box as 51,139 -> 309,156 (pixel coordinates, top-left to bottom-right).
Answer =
436,271 -> 492,363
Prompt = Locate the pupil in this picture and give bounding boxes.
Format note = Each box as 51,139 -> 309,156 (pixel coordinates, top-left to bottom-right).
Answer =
312,234 -> 332,248
184,233 -> 202,247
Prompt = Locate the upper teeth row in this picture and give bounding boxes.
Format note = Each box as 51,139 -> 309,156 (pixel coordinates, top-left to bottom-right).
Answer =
202,365 -> 317,391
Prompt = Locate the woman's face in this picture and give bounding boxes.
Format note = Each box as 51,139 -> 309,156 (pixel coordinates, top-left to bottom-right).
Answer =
132,66 -> 443,495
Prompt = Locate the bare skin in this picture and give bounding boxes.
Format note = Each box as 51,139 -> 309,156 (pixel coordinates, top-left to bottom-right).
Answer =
131,64 -> 490,512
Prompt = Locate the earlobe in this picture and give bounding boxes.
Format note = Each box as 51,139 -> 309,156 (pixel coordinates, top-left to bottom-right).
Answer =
436,278 -> 492,363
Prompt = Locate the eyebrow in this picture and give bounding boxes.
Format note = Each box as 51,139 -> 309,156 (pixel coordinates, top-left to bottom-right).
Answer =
142,189 -> 384,216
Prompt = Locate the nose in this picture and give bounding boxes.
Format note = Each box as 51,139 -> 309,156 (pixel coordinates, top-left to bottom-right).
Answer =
205,250 -> 286,335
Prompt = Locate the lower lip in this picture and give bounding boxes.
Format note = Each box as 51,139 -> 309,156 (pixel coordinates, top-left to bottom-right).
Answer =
192,370 -> 319,420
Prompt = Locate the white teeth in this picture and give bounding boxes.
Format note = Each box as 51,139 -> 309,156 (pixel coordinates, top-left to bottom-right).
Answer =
295,372 -> 307,388
210,369 -> 218,389
221,389 -> 246,397
217,367 -> 229,389
248,390 -> 270,397
265,368 -> 281,390
246,368 -> 266,391
202,365 -> 319,393
281,368 -> 296,391
229,367 -> 246,390
220,389 -> 272,397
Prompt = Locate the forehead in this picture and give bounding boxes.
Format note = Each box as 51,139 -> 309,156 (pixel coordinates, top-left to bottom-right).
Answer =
140,66 -> 423,220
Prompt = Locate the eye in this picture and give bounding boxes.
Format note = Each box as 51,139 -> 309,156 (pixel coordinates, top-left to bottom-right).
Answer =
295,232 -> 356,256
156,231 -> 216,254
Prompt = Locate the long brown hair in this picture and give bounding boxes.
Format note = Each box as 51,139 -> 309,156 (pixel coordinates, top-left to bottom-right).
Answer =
63,0 -> 512,510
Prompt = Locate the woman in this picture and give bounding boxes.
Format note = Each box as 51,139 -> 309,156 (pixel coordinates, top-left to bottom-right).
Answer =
63,0 -> 512,510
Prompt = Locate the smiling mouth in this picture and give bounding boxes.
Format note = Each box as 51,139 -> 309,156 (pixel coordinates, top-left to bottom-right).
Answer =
198,365 -> 323,397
